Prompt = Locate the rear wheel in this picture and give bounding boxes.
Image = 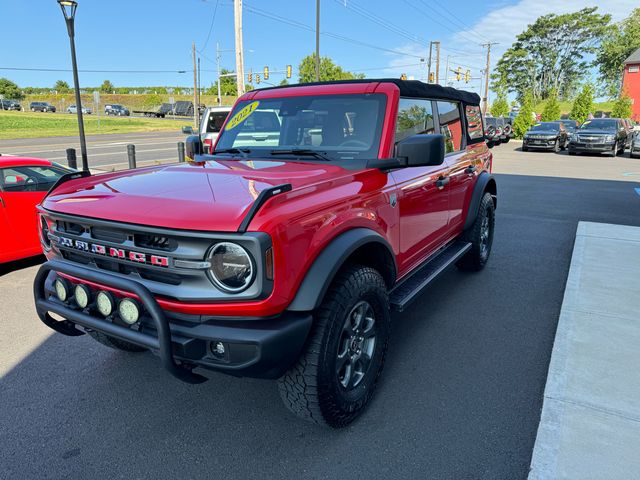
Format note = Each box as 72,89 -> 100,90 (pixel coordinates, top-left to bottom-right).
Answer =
87,330 -> 147,352
457,192 -> 495,272
278,265 -> 390,428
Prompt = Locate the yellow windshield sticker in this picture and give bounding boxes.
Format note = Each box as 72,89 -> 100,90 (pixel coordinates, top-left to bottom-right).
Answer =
582,120 -> 591,125
225,101 -> 260,130
534,123 -> 541,126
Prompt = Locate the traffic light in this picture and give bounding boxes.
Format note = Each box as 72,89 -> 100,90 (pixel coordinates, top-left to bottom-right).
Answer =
263,66 -> 269,80
248,71 -> 252,83
400,73 -> 407,80
256,73 -> 261,84
428,72 -> 435,83
286,65 -> 292,79
465,70 -> 471,83
456,67 -> 461,81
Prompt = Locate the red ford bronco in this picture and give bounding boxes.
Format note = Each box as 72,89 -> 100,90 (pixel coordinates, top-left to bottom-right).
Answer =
34,79 -> 496,427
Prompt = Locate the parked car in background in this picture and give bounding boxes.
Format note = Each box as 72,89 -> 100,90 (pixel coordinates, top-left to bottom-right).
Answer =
1,99 -> 22,111
105,104 -> 130,116
568,118 -> 628,156
499,117 -> 514,142
0,156 -> 72,264
183,106 -> 233,153
30,102 -> 56,113
483,116 -> 502,147
559,119 -> 579,133
630,131 -> 640,158
67,105 -> 92,115
522,122 -> 569,152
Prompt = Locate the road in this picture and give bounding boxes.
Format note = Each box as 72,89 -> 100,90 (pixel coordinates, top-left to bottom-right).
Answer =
1,143 -> 640,479
0,131 -> 187,171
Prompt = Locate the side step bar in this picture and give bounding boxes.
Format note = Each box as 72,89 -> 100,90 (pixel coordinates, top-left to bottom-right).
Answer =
389,240 -> 472,312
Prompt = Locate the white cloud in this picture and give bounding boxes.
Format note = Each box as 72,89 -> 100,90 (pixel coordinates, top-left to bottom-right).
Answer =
454,0 -> 638,56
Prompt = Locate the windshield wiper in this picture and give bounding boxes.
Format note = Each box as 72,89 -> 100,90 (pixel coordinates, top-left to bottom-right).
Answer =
269,149 -> 331,161
212,148 -> 251,158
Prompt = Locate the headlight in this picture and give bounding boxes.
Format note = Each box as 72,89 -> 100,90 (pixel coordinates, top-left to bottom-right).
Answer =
74,284 -> 91,309
207,242 -> 255,293
118,298 -> 141,325
54,278 -> 70,302
605,135 -> 615,142
569,134 -> 577,141
96,291 -> 115,317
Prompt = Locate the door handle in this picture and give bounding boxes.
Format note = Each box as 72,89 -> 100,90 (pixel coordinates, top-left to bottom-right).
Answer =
465,165 -> 477,175
435,176 -> 450,190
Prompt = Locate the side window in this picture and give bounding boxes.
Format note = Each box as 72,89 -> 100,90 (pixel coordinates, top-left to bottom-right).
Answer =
395,98 -> 434,143
465,105 -> 484,141
1,168 -> 31,192
437,101 -> 463,153
1,166 -> 65,192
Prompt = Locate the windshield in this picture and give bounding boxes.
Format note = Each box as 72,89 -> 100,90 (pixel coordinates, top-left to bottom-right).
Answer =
485,117 -> 497,126
215,94 -> 387,161
530,123 -> 559,132
579,119 -> 617,130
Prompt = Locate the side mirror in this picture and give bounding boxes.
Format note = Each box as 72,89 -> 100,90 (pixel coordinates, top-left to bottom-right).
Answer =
396,134 -> 445,167
182,126 -> 195,135
185,135 -> 203,160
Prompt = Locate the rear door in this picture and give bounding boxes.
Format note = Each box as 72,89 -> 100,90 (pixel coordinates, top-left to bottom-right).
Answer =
391,98 -> 451,273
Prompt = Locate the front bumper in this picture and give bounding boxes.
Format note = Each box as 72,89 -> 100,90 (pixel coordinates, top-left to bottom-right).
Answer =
523,138 -> 556,150
34,260 -> 312,383
568,141 -> 615,154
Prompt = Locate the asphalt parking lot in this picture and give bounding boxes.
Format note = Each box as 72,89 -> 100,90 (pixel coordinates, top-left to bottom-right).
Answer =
1,141 -> 640,479
0,131 -> 187,171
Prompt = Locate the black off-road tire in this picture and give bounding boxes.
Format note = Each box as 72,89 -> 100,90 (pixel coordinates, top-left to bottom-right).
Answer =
87,330 -> 147,352
278,265 -> 391,428
457,192 -> 495,272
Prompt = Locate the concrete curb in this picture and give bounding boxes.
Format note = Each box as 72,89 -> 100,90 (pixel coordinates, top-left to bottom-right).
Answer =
529,222 -> 640,479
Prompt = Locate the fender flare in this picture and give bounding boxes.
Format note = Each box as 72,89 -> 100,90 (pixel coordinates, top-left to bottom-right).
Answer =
287,228 -> 396,312
463,172 -> 497,231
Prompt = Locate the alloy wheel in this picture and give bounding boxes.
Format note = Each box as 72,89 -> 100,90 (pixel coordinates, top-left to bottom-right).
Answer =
336,300 -> 377,390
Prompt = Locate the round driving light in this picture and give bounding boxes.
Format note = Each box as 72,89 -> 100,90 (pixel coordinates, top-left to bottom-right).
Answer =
118,298 -> 140,325
96,291 -> 114,317
207,242 -> 254,293
74,284 -> 91,309
54,278 -> 69,302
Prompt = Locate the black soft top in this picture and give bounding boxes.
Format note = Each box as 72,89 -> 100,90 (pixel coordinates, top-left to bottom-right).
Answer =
256,78 -> 481,106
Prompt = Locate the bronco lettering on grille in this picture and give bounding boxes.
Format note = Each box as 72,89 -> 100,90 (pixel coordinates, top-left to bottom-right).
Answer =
56,236 -> 169,268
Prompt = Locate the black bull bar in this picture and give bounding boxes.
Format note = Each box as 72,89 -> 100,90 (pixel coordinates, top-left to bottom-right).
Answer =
33,259 -> 207,384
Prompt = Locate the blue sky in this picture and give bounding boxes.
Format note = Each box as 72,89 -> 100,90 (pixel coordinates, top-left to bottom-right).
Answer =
0,0 -> 636,98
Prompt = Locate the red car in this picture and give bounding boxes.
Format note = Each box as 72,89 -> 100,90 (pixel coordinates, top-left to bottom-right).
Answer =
34,79 -> 496,427
0,156 -> 71,264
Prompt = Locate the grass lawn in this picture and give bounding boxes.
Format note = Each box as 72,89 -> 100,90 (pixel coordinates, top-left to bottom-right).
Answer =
0,111 -> 192,139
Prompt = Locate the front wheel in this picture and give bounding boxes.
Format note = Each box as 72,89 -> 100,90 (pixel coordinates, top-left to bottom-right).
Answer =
278,265 -> 390,428
457,192 -> 495,271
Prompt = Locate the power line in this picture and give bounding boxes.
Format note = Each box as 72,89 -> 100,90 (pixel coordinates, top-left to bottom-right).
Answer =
416,0 -> 491,43
199,0 -> 220,53
0,67 -> 188,73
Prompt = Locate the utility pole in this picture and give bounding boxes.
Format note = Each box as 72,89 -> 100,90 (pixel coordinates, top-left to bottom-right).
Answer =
444,55 -> 450,86
192,42 -> 199,130
434,41 -> 441,84
216,42 -> 222,105
426,41 -> 433,83
481,42 -> 498,115
234,0 -> 245,96
315,0 -> 320,81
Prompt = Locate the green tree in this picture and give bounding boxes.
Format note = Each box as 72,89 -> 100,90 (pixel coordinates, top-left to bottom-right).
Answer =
513,91 -> 535,138
490,90 -> 509,117
279,79 -> 290,86
541,88 -> 561,121
610,90 -> 633,118
0,78 -> 24,100
298,54 -> 364,83
54,80 -> 71,93
204,69 -> 238,97
100,80 -> 114,93
595,8 -> 640,96
569,84 -> 594,123
492,7 -> 610,101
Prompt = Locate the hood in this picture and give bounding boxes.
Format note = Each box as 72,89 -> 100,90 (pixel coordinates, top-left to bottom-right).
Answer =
42,159 -> 352,232
575,129 -> 616,136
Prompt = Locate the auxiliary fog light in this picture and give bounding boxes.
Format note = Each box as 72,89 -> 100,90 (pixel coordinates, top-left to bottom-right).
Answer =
54,278 -> 70,302
96,291 -> 115,317
74,284 -> 91,309
118,298 -> 141,325
210,341 -> 226,359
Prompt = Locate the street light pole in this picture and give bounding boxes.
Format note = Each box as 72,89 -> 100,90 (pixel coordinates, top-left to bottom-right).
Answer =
58,0 -> 88,172
315,0 -> 320,82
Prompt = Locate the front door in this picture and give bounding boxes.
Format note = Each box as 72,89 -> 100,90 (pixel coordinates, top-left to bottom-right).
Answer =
392,98 -> 451,276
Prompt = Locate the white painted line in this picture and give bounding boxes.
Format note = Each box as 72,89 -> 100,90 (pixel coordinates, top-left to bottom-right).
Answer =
529,221 -> 640,480
93,157 -> 178,170
1,139 -> 184,155
46,147 -> 176,161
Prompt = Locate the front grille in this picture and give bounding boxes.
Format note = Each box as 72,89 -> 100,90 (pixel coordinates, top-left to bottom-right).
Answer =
134,233 -> 177,251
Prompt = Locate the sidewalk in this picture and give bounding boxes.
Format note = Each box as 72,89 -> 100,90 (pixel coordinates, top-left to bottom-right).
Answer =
529,222 -> 640,479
